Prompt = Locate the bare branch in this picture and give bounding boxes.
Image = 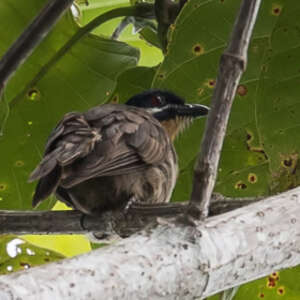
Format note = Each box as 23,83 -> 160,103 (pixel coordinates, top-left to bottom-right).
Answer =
0,194 -> 261,236
0,0 -> 73,87
189,0 -> 262,220
0,186 -> 299,299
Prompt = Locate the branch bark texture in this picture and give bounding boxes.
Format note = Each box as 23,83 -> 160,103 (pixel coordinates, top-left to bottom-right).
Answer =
0,186 -> 299,300
189,0 -> 262,219
0,195 -> 260,235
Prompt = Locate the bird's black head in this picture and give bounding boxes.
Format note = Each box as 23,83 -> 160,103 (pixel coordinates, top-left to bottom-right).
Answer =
126,89 -> 209,140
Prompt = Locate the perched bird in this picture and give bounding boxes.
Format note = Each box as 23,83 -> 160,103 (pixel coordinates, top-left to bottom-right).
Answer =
29,90 -> 209,215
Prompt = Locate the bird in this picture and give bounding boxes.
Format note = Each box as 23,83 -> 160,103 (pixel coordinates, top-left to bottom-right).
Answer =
29,89 -> 209,215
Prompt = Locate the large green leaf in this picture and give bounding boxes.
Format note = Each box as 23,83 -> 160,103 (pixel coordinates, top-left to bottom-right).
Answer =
110,65 -> 156,103
0,0 -> 139,210
152,0 -> 300,200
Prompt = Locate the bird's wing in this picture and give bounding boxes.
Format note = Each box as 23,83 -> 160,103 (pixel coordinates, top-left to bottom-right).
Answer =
29,104 -> 171,190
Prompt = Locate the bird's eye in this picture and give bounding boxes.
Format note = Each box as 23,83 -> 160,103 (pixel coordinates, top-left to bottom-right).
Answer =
151,95 -> 163,106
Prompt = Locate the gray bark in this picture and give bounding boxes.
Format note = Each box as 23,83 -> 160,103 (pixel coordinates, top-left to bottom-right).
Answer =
0,194 -> 261,235
0,186 -> 299,300
189,0 -> 262,219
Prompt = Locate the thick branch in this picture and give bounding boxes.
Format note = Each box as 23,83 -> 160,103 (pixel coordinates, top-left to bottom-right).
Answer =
189,0 -> 262,219
0,0 -> 73,87
0,186 -> 299,299
0,195 -> 260,235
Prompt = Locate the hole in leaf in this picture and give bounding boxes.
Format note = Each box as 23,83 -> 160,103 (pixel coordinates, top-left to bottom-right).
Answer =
283,158 -> 292,167
27,88 -> 40,101
235,181 -> 247,190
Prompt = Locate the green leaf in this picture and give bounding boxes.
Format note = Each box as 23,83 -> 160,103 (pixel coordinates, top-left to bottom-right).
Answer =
234,267 -> 300,300
0,0 -> 139,210
110,66 -> 156,104
153,0 -> 300,199
0,235 -> 64,275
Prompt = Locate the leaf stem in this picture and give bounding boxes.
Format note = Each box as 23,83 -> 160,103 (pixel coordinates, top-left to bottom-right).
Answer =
0,0 -> 74,88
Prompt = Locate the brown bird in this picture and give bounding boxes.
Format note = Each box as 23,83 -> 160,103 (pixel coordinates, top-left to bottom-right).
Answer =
29,90 -> 209,215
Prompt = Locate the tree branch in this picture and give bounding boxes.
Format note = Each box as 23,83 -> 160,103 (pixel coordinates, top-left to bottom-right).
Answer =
1,186 -> 299,299
0,194 -> 261,236
189,0 -> 262,220
0,0 -> 74,88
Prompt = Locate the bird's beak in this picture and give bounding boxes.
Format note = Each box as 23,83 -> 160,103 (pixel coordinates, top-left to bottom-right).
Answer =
159,103 -> 209,141
176,103 -> 210,118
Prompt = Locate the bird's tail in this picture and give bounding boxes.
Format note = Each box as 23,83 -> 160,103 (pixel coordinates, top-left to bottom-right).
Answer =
29,112 -> 102,208
29,148 -> 63,207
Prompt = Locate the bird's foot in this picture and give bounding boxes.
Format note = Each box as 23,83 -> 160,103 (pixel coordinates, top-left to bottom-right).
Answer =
124,196 -> 139,213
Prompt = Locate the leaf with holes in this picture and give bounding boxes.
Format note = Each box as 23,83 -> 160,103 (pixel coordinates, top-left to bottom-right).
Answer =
0,235 -> 64,275
153,0 -> 300,200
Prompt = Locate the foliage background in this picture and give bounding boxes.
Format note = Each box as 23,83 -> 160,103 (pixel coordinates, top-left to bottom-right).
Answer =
0,0 -> 299,298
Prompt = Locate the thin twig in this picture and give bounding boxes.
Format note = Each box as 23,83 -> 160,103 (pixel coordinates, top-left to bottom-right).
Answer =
0,195 -> 261,236
0,0 -> 73,88
189,0 -> 262,220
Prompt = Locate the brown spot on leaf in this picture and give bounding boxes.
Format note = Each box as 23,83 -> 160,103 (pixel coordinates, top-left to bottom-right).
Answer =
197,88 -> 204,96
248,173 -> 257,184
0,183 -> 7,191
15,160 -> 24,167
110,95 -> 119,104
270,272 -> 279,279
259,293 -> 265,298
272,4 -> 282,16
246,130 -> 253,142
157,73 -> 165,80
192,44 -> 204,56
267,276 -> 276,288
277,286 -> 285,295
208,79 -> 215,88
237,84 -> 248,96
